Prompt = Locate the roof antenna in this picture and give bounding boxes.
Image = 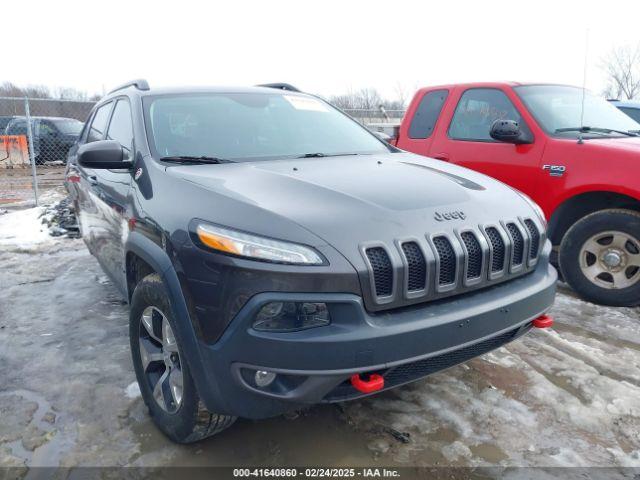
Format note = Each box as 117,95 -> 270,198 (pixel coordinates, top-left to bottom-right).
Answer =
578,29 -> 590,145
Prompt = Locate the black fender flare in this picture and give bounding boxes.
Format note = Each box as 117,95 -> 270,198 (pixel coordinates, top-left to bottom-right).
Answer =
124,231 -> 229,413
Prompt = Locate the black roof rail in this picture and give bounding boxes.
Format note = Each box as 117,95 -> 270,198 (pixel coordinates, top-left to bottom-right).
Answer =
256,83 -> 301,93
109,79 -> 150,94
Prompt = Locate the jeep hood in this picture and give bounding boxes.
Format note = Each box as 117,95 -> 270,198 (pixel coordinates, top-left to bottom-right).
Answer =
167,152 -> 536,258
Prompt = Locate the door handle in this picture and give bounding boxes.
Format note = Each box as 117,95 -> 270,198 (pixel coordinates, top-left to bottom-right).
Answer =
89,175 -> 98,186
433,153 -> 450,162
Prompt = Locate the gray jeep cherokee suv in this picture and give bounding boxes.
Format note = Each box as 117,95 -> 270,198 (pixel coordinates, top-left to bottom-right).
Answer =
65,80 -> 557,443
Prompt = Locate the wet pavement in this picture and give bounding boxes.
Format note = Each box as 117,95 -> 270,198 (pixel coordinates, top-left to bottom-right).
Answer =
0,203 -> 639,469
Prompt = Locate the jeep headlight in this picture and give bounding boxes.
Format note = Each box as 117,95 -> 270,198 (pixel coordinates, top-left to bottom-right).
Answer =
195,223 -> 324,265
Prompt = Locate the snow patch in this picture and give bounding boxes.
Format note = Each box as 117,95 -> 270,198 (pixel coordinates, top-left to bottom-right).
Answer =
442,440 -> 472,461
0,207 -> 52,246
125,382 -> 141,399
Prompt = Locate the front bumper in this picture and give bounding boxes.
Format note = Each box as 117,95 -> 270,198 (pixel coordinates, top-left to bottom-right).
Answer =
191,255 -> 557,419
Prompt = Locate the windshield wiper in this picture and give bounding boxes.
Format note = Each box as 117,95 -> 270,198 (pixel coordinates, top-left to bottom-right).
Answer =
296,152 -> 365,158
555,126 -> 639,137
160,155 -> 234,164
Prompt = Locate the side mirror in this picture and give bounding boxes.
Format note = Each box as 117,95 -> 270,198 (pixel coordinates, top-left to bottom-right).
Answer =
490,119 -> 532,145
78,140 -> 131,169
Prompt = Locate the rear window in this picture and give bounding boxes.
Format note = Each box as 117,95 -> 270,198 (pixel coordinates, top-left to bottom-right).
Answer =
408,89 -> 448,139
6,119 -> 27,135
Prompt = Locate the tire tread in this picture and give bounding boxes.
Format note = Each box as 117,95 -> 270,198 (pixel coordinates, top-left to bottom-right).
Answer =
131,273 -> 236,443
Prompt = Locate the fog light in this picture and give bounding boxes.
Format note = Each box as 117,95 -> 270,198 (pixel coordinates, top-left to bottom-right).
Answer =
253,302 -> 330,332
255,370 -> 276,387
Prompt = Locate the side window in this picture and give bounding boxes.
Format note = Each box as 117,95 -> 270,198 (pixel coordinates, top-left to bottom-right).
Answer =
409,89 -> 448,139
449,89 -> 527,142
40,121 -> 56,136
106,100 -> 134,157
87,103 -> 112,143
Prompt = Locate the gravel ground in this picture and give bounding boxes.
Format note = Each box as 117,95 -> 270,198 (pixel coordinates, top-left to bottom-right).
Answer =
0,200 -> 639,471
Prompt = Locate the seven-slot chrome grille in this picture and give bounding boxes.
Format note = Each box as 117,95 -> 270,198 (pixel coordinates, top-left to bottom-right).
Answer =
361,218 -> 544,308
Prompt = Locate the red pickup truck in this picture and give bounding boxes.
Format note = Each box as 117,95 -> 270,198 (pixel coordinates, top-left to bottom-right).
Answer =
393,82 -> 640,306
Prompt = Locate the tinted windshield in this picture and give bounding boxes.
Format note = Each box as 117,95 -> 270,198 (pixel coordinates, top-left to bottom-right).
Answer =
53,119 -> 83,135
144,93 -> 390,161
515,85 -> 640,138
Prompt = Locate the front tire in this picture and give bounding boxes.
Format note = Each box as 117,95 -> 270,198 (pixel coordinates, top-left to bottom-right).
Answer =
129,273 -> 236,443
559,209 -> 640,307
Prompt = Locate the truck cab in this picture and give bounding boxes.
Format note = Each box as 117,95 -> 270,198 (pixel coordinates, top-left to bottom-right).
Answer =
396,83 -> 640,306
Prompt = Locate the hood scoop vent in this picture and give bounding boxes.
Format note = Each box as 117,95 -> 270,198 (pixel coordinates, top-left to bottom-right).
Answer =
400,162 -> 486,191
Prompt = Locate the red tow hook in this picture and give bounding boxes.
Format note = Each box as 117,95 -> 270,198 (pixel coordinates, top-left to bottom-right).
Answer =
533,314 -> 554,329
350,373 -> 385,393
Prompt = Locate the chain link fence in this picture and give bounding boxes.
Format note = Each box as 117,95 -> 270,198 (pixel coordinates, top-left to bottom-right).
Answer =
0,97 -> 95,207
343,108 -> 405,141
343,108 -> 405,126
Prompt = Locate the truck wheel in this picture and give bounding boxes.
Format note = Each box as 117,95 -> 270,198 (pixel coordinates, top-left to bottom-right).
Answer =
559,209 -> 640,307
129,273 -> 236,443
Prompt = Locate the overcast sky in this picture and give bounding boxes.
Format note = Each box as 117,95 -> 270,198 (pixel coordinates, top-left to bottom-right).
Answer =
8,0 -> 640,101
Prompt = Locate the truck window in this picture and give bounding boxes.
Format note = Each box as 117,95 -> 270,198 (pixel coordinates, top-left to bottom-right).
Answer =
408,89 -> 448,139
87,102 -> 113,143
7,119 -> 27,136
40,121 -> 56,137
106,99 -> 134,155
449,88 -> 525,142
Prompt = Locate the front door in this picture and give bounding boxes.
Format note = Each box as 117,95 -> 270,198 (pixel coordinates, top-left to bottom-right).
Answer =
429,87 -> 545,199
91,98 -> 135,293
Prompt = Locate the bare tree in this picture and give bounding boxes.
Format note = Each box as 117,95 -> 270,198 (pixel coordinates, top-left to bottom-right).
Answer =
0,81 -> 99,101
601,44 -> 640,100
329,87 -> 404,111
393,82 -> 408,109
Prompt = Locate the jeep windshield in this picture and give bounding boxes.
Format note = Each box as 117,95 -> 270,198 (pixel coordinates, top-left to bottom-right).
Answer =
514,85 -> 640,139
143,92 -> 392,162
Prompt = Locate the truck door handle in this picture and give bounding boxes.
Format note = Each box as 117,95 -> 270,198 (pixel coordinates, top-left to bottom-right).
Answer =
89,175 -> 98,186
433,153 -> 450,162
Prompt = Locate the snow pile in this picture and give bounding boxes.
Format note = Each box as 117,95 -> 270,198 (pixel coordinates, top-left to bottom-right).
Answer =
0,195 -> 78,247
0,206 -> 52,246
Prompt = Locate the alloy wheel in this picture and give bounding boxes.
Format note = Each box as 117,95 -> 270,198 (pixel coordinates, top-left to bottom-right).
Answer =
138,306 -> 184,413
579,230 -> 640,290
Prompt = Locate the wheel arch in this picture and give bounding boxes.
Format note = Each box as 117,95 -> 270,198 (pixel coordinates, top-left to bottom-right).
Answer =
548,190 -> 640,246
124,232 -> 229,412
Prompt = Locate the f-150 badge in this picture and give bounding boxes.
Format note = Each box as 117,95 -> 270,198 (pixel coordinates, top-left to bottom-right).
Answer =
543,164 -> 566,177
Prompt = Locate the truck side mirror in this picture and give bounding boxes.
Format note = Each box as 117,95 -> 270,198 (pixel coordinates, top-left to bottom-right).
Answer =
78,140 -> 132,169
490,119 -> 532,145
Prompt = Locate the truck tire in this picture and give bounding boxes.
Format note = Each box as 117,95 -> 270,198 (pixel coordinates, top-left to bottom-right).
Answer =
559,209 -> 640,307
129,273 -> 236,443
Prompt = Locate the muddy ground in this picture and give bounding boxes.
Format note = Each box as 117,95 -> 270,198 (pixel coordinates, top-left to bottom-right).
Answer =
0,199 -> 639,471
